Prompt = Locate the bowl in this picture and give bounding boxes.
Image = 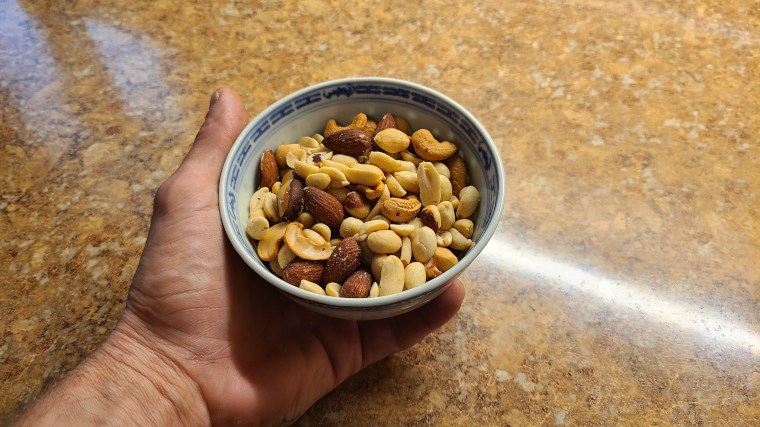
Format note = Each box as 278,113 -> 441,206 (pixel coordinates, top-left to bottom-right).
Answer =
219,77 -> 505,320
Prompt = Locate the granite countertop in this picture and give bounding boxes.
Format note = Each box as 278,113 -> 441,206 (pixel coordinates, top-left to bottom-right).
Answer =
2,0 -> 759,424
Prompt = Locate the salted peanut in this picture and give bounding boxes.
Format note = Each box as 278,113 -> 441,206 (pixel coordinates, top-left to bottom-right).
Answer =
449,227 -> 473,250
433,162 -> 451,178
368,151 -> 401,173
269,260 -> 284,277
356,181 -> 385,200
298,136 -> 321,149
329,238 -> 342,247
452,219 -> 474,238
385,173 -> 407,197
424,257 -> 443,279
306,150 -> 331,164
370,254 -> 388,281
439,175 -> 453,201
326,186 -> 350,203
381,197 -> 421,223
276,144 -> 302,167
344,191 -> 370,218
249,187 -> 269,213
300,279 -> 326,295
456,186 -> 480,219
257,222 -> 289,261
339,217 -> 363,238
321,159 -> 349,172
262,192 -> 280,222
246,209 -> 269,240
404,262 -> 426,289
379,255 -> 405,296
389,223 -> 416,237
303,228 -> 327,244
436,231 -> 452,247
311,223 -> 331,242
305,172 -> 331,190
285,148 -> 307,169
284,223 -> 332,260
317,166 -> 349,188
418,162 -> 441,207
312,133 -> 324,143
411,226 -> 437,263
325,282 -> 342,297
369,282 -> 380,297
369,214 -> 391,224
357,219 -> 390,239
449,195 -> 459,210
363,184 -> 390,220
331,154 -> 359,167
408,217 -> 424,229
345,164 -> 384,186
277,245 -> 297,270
271,181 -> 282,195
297,211 -> 315,228
400,236 -> 412,265
434,247 -> 458,272
393,171 -> 420,193
281,169 -> 294,186
367,230 -> 403,254
374,128 -> 411,153
411,129 -> 458,161
420,204 -> 442,233
400,150 -> 423,165
438,201 -> 455,230
293,160 -> 319,178
396,160 -> 417,173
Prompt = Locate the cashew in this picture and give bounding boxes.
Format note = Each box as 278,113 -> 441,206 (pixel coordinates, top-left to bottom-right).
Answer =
299,279 -> 326,295
439,175 -> 453,201
410,129 -> 458,161
305,172 -> 331,190
317,166 -> 350,188
400,236 -> 412,266
434,247 -> 458,272
436,231 -> 452,247
345,164 -> 384,186
369,282 -> 380,298
379,255 -> 405,296
367,230 -> 403,254
452,219 -> 474,238
404,262 -> 426,289
456,186 -> 480,219
356,181 -> 385,200
285,148 -> 307,169
293,160 -> 319,178
393,171 -> 420,193
284,223 -> 332,260
418,162 -> 442,207
438,201 -> 456,230
339,217 -> 364,238
325,282 -> 342,297
256,222 -> 289,261
275,144 -> 302,167
246,210 -> 269,240
385,173 -> 407,197
433,162 -> 451,178
297,136 -> 320,149
262,192 -> 280,222
381,197 -> 422,223
411,226 -> 437,263
389,223 -> 416,237
297,211 -> 315,228
324,113 -> 367,137
373,128 -> 410,153
449,227 -> 473,250
277,244 -> 297,270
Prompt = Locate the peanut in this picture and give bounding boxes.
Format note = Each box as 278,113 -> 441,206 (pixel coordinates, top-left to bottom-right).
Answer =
378,255 -> 405,296
300,279 -> 326,295
404,262 -> 426,289
456,186 -> 480,219
367,230 -> 402,254
411,226 -> 437,263
374,128 -> 411,153
452,219 -> 474,238
418,162 -> 442,207
438,201 -> 455,230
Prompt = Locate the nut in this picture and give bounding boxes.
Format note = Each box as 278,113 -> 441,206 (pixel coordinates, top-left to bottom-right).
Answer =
285,148 -> 307,169
434,247 -> 458,272
297,136 -> 321,149
449,227 -> 473,250
445,154 -> 468,197
305,172 -> 331,190
262,192 -> 280,222
339,217 -> 363,238
325,282 -> 342,297
378,255 -> 405,296
404,262 -> 426,289
340,269 -> 373,298
436,230 -> 452,247
322,128 -> 372,158
324,113 -> 368,137
277,244 -> 297,270
275,144 -> 302,167
381,197 -> 421,223
284,223 -> 332,260
343,191 -> 370,219
373,113 -> 397,137
411,129 -> 458,161
303,186 -> 345,229
418,162 -> 442,207
293,160 -> 319,178
400,236 -> 412,266
317,166 -> 350,188
400,150 -> 423,166
330,155 -> 358,167
385,173 -> 407,197
356,219 -> 390,240
311,223 -> 332,242
367,229 -> 403,254
363,184 -> 390,220
344,164 -> 384,186
373,128 -> 411,153
296,211 -> 315,228
356,181 -> 385,200
256,222 -> 290,261
433,162 -> 451,178
326,186 -> 350,203
439,175 -> 453,201
278,177 -> 304,221
369,282 -> 380,297
370,254 -> 388,281
323,237 -> 361,284
368,151 -> 401,173
393,171 -> 420,193
394,115 -> 412,135
438,201 -> 456,230
389,223 -> 416,237
419,205 -> 441,233
456,186 -> 480,219
452,219 -> 474,238
282,259 -> 325,286
411,226 -> 437,263
259,150 -> 279,189
424,256 -> 443,279
299,279 -> 326,295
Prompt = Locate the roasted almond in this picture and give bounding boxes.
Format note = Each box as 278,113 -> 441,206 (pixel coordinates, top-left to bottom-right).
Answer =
339,269 -> 372,298
322,128 -> 372,158
303,186 -> 345,229
282,259 -> 325,286
323,237 -> 361,284
373,113 -> 397,137
259,150 -> 279,189
278,177 -> 304,221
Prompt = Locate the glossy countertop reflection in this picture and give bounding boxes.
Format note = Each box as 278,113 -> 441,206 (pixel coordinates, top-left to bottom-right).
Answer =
2,0 -> 759,424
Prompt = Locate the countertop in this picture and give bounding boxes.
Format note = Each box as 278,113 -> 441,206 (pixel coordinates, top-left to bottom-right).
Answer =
1,0 -> 759,425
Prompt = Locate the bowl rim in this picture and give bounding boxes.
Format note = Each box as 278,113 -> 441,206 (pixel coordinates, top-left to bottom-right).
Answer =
219,76 -> 505,309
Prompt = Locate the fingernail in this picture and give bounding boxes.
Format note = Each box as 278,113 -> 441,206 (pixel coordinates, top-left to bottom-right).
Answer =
209,89 -> 221,109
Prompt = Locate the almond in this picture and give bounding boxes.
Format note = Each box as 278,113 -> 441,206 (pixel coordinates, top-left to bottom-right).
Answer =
259,150 -> 279,189
278,177 -> 304,221
322,128 -> 372,158
339,269 -> 372,298
282,259 -> 325,286
323,237 -> 361,284
303,186 -> 344,229
373,113 -> 397,137
343,191 -> 370,219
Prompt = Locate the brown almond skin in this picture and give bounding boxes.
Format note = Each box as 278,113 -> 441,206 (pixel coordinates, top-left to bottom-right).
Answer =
373,113 -> 397,137
280,178 -> 304,222
343,191 -> 370,218
282,259 -> 325,286
259,150 -> 279,189
303,186 -> 344,229
324,238 -> 361,285
322,128 -> 372,157
340,269 -> 372,298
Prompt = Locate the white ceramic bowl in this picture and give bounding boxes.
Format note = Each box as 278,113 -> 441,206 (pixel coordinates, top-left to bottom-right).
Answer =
220,77 -> 504,320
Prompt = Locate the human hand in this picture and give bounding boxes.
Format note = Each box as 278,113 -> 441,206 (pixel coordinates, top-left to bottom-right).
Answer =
19,88 -> 464,426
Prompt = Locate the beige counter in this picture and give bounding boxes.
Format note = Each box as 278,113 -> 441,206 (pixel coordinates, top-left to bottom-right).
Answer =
1,0 -> 759,424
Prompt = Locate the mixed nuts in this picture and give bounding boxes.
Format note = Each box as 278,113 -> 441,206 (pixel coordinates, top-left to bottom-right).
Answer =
246,112 -> 480,298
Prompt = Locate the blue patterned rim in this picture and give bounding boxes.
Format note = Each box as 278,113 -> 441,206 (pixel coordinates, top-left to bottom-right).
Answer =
220,77 -> 505,311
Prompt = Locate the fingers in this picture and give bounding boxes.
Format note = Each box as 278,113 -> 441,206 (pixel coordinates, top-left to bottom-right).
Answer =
358,279 -> 465,368
180,88 -> 249,186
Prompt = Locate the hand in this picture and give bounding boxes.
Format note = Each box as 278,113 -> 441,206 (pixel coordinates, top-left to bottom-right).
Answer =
18,88 -> 464,426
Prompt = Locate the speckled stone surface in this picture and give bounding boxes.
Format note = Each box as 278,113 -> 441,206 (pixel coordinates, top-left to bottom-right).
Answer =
2,0 -> 759,424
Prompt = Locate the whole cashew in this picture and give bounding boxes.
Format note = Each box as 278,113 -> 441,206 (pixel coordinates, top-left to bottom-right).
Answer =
410,129 -> 458,161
